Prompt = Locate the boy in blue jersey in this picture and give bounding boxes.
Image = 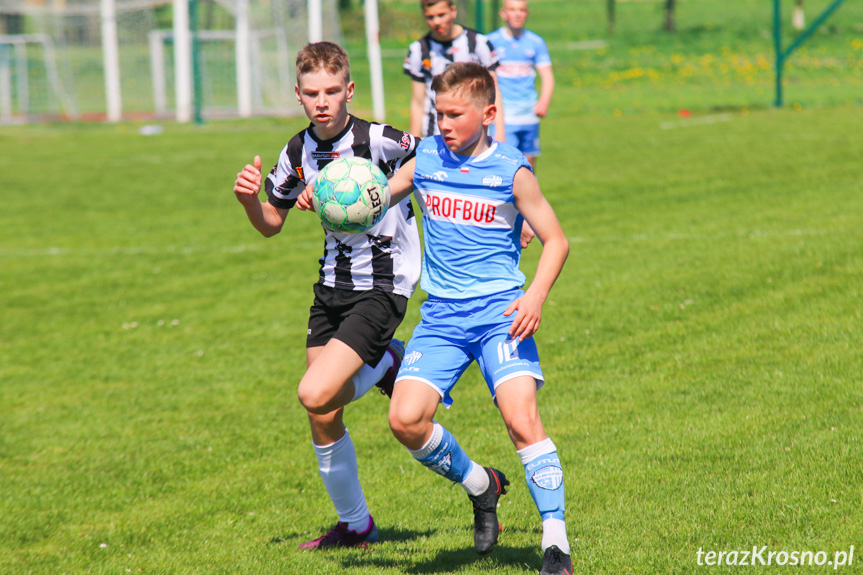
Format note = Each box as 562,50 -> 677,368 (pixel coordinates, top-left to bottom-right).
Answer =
487,0 -> 554,247
487,0 -> 554,172
384,62 -> 571,575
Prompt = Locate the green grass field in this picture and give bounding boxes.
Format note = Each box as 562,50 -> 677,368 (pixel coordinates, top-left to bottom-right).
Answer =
344,0 -> 863,117
2,1 -> 863,573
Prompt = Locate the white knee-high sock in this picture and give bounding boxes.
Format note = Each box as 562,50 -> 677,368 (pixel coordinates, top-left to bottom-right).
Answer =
350,354 -> 394,402
313,429 -> 370,531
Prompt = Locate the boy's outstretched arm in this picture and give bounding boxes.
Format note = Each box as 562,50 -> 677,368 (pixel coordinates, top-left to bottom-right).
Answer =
504,166 -> 569,341
233,155 -> 288,237
386,157 -> 417,206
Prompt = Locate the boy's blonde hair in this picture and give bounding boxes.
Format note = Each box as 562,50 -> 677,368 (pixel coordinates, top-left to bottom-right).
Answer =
431,62 -> 495,107
295,42 -> 351,83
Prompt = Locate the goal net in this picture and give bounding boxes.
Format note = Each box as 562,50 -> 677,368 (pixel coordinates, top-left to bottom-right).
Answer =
0,0 -> 343,123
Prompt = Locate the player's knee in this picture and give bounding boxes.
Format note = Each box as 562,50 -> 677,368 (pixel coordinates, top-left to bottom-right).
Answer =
506,411 -> 544,446
387,408 -> 411,442
297,380 -> 337,415
388,405 -> 424,446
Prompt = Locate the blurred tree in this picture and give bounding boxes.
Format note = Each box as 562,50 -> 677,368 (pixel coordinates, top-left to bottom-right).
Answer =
664,0 -> 676,32
607,0 -> 615,35
0,13 -> 24,34
793,0 -> 805,29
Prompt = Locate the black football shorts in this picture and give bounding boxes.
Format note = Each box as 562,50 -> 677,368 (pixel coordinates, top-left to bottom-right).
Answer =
307,283 -> 408,367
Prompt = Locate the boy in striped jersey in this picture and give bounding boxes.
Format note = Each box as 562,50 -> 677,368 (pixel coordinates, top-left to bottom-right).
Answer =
233,42 -> 421,550
404,0 -> 506,140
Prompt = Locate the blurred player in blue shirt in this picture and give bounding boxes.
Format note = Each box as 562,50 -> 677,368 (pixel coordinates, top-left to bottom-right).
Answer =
487,0 -> 555,172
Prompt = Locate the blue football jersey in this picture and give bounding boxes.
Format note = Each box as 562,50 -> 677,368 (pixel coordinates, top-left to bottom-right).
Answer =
487,28 -> 552,125
412,137 -> 532,299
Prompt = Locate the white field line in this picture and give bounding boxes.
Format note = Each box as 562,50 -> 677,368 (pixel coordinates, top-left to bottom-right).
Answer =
660,113 -> 733,130
0,229 -> 829,258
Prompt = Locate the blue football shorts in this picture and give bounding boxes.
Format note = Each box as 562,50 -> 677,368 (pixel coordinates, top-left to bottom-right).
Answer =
396,288 -> 545,407
490,123 -> 541,157
506,123 -> 541,157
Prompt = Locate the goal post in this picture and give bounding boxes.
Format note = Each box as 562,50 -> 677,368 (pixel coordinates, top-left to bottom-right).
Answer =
0,0 -> 363,123
235,0 -> 251,117
173,0 -> 192,122
364,0 -> 385,122
0,33 -> 75,122
100,0 -> 122,122
148,28 -> 292,117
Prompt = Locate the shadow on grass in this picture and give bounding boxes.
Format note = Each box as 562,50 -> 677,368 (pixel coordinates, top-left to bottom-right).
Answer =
267,524 -> 437,546
270,524 -> 543,572
338,543 -> 541,573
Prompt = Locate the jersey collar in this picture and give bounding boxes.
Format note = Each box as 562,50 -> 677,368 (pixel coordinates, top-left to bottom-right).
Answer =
446,140 -> 498,164
500,27 -> 524,41
307,114 -> 355,144
426,27 -> 467,48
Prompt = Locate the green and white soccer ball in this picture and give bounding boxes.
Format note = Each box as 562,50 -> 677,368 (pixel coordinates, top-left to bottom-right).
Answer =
312,157 -> 390,234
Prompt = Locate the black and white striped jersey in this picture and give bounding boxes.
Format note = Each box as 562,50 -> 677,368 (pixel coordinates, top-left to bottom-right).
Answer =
403,29 -> 499,137
265,115 -> 421,298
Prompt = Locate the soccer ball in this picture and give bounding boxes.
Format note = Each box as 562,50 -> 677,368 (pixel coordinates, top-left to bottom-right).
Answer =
312,157 -> 390,233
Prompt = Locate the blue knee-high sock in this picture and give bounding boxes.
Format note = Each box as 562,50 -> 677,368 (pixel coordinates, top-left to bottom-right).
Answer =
519,438 -> 565,522
409,421 -> 473,483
